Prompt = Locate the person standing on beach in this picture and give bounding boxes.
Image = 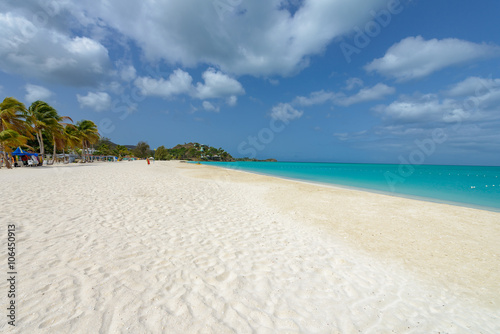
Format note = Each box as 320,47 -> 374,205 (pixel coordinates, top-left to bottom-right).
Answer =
147,158 -> 150,165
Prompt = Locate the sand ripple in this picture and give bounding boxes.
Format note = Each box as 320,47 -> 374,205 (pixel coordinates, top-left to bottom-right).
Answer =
0,161 -> 498,333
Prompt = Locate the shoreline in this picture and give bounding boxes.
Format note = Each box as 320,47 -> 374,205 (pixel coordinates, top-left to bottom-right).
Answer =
1,161 -> 499,332
192,162 -> 500,213
181,162 -> 500,309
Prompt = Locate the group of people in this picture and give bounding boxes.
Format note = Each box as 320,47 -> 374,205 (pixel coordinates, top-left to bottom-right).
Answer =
17,154 -> 41,167
1,154 -> 42,167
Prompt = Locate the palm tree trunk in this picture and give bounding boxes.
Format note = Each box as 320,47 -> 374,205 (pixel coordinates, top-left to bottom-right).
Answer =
49,134 -> 57,165
0,123 -> 3,169
0,141 -> 10,168
0,122 -> 12,169
82,142 -> 86,162
37,129 -> 45,166
2,152 -> 12,169
37,129 -> 44,155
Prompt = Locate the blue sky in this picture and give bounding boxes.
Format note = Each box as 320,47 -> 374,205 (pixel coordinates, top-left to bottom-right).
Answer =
1,0 -> 499,165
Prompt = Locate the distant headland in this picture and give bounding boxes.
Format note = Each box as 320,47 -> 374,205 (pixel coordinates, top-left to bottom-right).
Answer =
95,139 -> 277,162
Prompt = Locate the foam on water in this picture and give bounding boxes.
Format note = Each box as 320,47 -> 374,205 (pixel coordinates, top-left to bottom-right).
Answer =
198,162 -> 500,211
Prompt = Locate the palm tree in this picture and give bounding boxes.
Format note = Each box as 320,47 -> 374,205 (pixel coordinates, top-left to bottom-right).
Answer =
76,120 -> 100,162
113,145 -> 130,159
63,124 -> 81,162
0,97 -> 31,168
48,114 -> 73,165
26,101 -> 59,163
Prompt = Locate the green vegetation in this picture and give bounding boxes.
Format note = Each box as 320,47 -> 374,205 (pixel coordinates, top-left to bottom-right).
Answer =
0,98 -> 32,168
154,142 -> 234,161
236,157 -> 277,162
0,96 -> 101,168
93,137 -> 133,159
94,140 -> 235,161
1,96 -> 274,169
134,141 -> 152,159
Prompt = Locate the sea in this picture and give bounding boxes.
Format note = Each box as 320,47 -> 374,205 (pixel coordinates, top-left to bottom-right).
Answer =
196,161 -> 500,212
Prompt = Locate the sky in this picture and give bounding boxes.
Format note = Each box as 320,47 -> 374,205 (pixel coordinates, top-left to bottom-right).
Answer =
1,0 -> 499,165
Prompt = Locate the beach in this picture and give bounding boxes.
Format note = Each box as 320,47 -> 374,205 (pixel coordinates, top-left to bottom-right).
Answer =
1,161 -> 499,333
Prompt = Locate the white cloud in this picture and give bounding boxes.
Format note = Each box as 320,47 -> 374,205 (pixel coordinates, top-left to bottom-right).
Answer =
374,85 -> 500,125
25,84 -> 53,102
226,95 -> 238,106
48,0 -> 389,77
77,92 -> 112,111
120,65 -> 137,82
194,68 -> 245,99
374,94 -> 456,122
294,90 -> 338,106
293,83 -> 395,107
0,12 -> 111,86
365,36 -> 500,81
270,103 -> 303,122
333,78 -> 500,163
202,101 -> 219,112
135,69 -> 193,98
135,68 -> 244,101
345,78 -> 364,91
446,76 -> 500,97
105,81 -> 124,94
441,76 -> 500,115
336,83 -> 395,106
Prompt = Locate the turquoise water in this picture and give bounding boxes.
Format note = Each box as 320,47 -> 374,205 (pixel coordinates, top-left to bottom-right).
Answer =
197,162 -> 500,211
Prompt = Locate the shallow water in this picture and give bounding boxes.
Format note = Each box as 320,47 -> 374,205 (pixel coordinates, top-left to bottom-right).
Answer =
198,162 -> 500,211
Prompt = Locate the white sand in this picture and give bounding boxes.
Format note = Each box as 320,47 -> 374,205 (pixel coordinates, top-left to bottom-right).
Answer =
1,161 -> 499,333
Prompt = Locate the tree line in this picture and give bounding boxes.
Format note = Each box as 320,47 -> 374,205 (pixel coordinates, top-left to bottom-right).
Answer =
94,139 -> 235,162
103,141 -> 234,161
0,97 -> 99,169
154,142 -> 234,161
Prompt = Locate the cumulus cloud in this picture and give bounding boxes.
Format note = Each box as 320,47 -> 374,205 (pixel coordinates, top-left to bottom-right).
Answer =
345,78 -> 364,91
374,94 -> 459,123
0,12 -> 111,86
77,92 -> 112,111
293,83 -> 395,107
445,76 -> 500,98
202,101 -> 219,112
294,90 -> 339,106
365,36 -> 500,81
330,77 -> 500,164
120,65 -> 137,82
374,81 -> 500,125
25,84 -> 53,102
226,95 -> 238,106
336,83 -> 395,106
135,69 -> 193,98
270,103 -> 303,122
135,68 -> 244,102
44,0 -> 389,77
194,68 -> 245,99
